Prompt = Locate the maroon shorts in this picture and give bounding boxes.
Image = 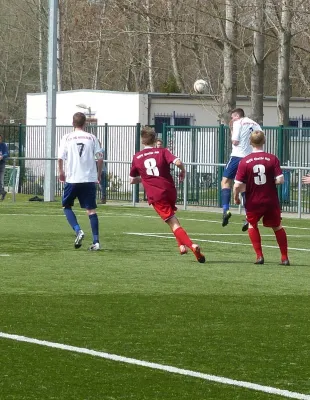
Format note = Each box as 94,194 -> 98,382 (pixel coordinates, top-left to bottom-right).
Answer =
152,200 -> 177,221
246,207 -> 281,228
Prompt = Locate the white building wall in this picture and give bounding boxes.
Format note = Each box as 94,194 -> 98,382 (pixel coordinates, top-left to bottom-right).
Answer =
26,90 -> 147,126
148,95 -> 310,126
25,90 -> 310,194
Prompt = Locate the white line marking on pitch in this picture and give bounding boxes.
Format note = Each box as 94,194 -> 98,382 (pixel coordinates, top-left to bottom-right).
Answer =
0,254 -> 9,257
0,332 -> 309,400
2,211 -> 310,231
134,233 -> 310,238
126,233 -> 310,252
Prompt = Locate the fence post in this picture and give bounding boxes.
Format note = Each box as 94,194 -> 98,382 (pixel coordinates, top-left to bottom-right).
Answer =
277,125 -> 284,204
134,123 -> 141,204
162,123 -> 167,147
104,123 -> 108,159
217,123 -> 225,207
12,158 -> 16,203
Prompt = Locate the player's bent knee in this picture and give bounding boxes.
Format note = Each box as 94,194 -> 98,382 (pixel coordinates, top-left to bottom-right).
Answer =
221,177 -> 231,188
86,209 -> 97,216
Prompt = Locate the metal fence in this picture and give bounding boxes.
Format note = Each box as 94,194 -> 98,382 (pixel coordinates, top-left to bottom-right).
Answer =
1,123 -> 310,215
6,157 -> 310,218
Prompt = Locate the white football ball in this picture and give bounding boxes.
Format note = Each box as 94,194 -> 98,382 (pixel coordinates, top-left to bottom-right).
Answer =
193,79 -> 208,94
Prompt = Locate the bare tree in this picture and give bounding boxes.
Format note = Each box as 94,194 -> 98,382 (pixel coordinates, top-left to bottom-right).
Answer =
166,0 -> 185,92
145,0 -> 154,92
222,0 -> 238,123
276,0 -> 292,126
251,0 -> 266,125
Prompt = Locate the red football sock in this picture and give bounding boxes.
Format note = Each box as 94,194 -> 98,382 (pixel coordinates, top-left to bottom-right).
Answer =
275,228 -> 288,261
248,227 -> 263,258
173,227 -> 193,249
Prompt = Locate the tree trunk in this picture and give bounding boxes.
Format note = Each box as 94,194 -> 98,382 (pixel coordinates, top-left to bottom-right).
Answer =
146,0 -> 154,92
277,0 -> 292,127
92,2 -> 107,90
167,0 -> 185,92
38,0 -> 45,93
251,0 -> 265,126
222,0 -> 237,124
57,2 -> 62,92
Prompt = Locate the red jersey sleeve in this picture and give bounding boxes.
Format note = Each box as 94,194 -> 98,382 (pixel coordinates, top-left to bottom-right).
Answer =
163,148 -> 179,164
130,158 -> 139,177
274,156 -> 283,178
235,159 -> 247,183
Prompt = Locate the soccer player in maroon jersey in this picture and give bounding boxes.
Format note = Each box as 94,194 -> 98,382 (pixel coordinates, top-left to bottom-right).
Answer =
130,126 -> 205,263
233,130 -> 290,265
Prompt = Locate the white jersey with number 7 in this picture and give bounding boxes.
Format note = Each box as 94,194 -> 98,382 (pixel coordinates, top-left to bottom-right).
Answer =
58,130 -> 103,183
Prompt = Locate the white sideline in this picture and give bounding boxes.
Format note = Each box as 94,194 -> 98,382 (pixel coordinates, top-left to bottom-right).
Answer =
126,232 -> 310,252
0,332 -> 309,400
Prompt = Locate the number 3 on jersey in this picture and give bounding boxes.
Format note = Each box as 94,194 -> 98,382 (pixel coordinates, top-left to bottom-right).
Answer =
253,164 -> 266,185
144,158 -> 159,176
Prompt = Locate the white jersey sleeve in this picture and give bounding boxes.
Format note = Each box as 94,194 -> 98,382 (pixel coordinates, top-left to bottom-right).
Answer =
58,133 -> 69,160
58,130 -> 101,183
231,117 -> 262,157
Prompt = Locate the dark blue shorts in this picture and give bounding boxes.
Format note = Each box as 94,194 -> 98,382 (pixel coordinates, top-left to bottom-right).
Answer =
62,182 -> 97,210
223,156 -> 243,179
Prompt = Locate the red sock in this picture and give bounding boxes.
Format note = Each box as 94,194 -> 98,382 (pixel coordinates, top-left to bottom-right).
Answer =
275,228 -> 288,261
174,235 -> 182,247
248,227 -> 263,258
173,227 -> 193,249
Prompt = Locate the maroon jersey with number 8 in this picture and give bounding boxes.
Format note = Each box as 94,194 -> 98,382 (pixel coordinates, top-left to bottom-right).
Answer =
130,147 -> 179,204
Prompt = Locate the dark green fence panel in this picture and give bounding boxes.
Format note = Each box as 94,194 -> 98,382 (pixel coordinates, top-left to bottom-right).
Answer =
1,122 -> 309,214
166,125 -> 223,206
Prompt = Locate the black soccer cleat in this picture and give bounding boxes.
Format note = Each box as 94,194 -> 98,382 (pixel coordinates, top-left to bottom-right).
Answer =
254,257 -> 264,265
222,211 -> 231,227
279,259 -> 290,266
242,220 -> 249,232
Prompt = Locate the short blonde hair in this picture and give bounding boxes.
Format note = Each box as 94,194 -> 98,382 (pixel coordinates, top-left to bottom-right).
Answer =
141,126 -> 156,146
250,130 -> 265,147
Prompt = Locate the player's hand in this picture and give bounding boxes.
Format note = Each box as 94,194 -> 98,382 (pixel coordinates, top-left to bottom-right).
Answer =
59,172 -> 66,182
302,174 -> 310,184
179,171 -> 186,182
0,155 -> 3,160
234,196 -> 241,205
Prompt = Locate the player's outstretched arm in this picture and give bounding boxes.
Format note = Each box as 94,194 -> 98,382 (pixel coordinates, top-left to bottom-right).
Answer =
233,182 -> 242,204
130,176 -> 141,184
175,159 -> 186,181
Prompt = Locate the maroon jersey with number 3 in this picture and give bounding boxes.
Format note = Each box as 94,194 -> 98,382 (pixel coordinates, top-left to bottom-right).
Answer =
130,147 -> 179,204
235,151 -> 283,212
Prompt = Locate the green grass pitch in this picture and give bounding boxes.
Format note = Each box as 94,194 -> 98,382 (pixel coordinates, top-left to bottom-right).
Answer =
1,199 -> 310,400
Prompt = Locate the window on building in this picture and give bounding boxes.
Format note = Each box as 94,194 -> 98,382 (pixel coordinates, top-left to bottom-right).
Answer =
154,115 -> 192,133
154,117 -> 170,134
289,120 -> 298,138
302,120 -> 310,137
174,117 -> 191,131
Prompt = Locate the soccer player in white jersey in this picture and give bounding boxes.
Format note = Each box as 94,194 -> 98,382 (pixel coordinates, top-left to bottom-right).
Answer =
221,108 -> 261,230
58,112 -> 103,251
